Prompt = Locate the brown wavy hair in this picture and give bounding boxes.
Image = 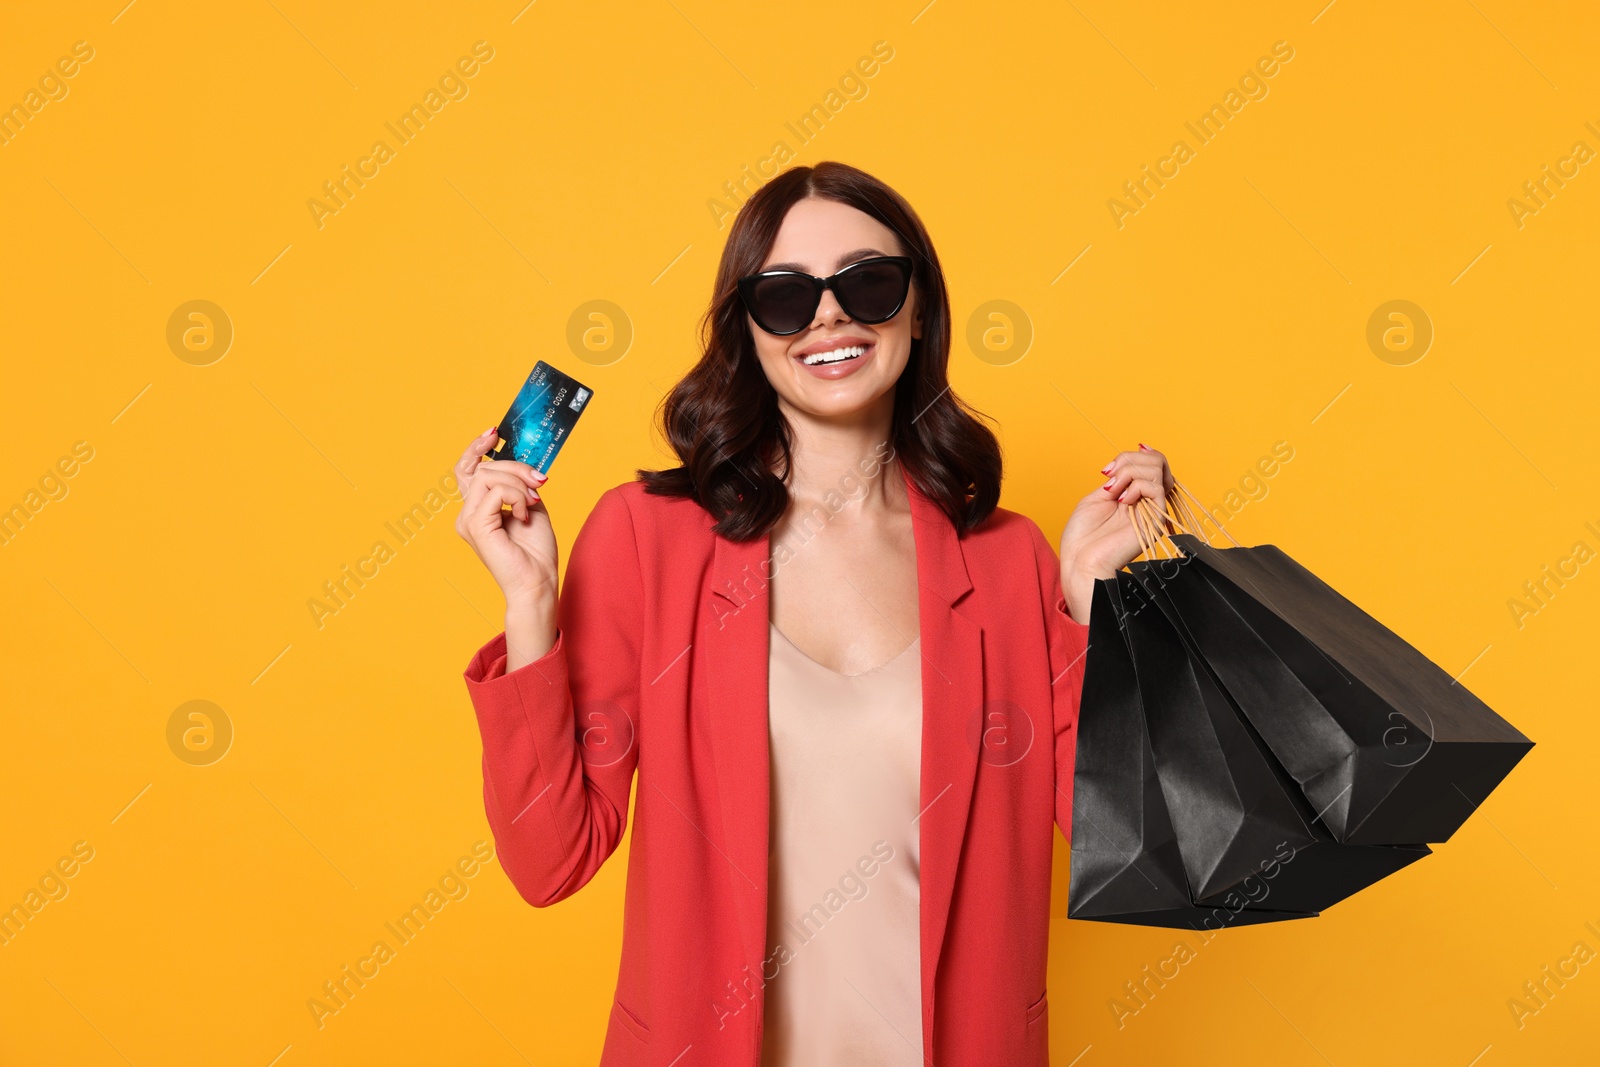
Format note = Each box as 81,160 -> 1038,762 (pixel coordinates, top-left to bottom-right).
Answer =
636,160 -> 1002,542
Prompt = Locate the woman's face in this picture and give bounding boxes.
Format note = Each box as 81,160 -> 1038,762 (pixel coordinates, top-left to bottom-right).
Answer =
746,196 -> 922,424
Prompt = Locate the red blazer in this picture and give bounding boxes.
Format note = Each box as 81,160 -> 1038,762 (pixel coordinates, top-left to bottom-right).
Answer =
462,465 -> 1090,1065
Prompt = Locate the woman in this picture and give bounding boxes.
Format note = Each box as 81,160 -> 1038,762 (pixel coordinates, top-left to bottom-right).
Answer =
454,161 -> 1174,1066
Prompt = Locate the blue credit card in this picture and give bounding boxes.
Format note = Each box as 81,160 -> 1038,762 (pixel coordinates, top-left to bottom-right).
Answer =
489,360 -> 594,473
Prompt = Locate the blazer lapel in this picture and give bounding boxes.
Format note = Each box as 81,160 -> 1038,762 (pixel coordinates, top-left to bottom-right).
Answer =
703,519 -> 774,983
902,466 -> 984,1047
699,468 -> 985,1047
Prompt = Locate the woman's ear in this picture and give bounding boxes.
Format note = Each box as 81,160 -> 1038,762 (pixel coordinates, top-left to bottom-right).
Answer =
911,294 -> 923,340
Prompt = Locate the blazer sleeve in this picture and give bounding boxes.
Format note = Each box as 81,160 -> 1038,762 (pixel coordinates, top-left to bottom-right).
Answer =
461,485 -> 643,907
1026,520 -> 1092,848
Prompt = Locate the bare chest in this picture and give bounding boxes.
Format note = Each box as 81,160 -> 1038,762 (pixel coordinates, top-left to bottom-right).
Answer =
767,511 -> 920,676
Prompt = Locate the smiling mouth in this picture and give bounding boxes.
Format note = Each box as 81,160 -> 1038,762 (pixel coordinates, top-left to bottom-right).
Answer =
798,343 -> 872,366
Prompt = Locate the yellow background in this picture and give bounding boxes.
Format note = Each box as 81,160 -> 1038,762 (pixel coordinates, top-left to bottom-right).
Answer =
2,0 -> 1596,1063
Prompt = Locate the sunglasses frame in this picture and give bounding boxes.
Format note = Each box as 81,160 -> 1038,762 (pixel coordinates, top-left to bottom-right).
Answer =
737,255 -> 915,337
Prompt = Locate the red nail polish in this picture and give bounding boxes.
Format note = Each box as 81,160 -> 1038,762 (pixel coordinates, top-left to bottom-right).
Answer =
1101,465 -> 1113,475
1139,443 -> 1149,451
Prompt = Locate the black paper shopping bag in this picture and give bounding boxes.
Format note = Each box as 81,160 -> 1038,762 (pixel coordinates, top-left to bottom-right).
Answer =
1146,476 -> 1534,845
1138,547 -> 1363,840
1165,530 -> 1533,845
1119,561 -> 1432,913
1068,575 -> 1315,929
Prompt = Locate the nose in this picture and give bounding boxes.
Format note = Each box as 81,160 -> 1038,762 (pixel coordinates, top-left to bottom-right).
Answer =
811,286 -> 850,328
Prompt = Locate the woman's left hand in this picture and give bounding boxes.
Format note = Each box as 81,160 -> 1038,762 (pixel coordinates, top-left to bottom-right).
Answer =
1058,443 -> 1175,625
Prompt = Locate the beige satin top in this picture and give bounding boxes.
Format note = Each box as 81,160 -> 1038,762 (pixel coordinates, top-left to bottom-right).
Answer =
760,621 -> 925,1066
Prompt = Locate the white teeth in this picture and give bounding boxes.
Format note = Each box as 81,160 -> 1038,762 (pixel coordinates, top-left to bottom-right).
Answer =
800,344 -> 868,366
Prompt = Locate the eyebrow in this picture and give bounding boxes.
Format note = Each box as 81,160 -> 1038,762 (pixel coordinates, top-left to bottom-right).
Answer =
760,247 -> 889,274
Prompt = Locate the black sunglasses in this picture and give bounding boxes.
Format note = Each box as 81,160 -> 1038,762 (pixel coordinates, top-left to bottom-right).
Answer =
737,255 -> 914,336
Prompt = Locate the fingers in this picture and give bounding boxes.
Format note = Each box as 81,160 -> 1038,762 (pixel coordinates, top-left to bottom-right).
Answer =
1142,443 -> 1176,492
1115,477 -> 1169,523
1101,462 -> 1161,499
1099,443 -> 1174,498
489,477 -> 530,523
471,469 -> 543,522
476,458 -> 548,492
456,428 -> 550,489
458,469 -> 533,534
457,426 -> 502,483
474,464 -> 545,496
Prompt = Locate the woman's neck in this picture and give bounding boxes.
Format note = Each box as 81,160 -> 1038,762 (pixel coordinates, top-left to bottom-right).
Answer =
777,396 -> 903,514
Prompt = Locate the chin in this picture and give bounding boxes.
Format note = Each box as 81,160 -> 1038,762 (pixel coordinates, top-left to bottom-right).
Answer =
790,379 -> 897,420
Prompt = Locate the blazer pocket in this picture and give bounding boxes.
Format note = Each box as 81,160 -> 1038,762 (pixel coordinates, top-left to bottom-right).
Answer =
1025,989 -> 1049,1026
613,998 -> 651,1044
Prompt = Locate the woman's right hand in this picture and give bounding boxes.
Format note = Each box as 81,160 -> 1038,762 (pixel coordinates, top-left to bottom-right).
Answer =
454,427 -> 558,610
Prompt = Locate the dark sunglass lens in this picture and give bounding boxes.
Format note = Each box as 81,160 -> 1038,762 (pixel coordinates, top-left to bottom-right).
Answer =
749,274 -> 815,333
836,261 -> 909,323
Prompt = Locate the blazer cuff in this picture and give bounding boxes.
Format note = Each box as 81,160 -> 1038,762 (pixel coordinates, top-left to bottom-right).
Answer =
463,628 -> 568,691
1052,594 -> 1092,638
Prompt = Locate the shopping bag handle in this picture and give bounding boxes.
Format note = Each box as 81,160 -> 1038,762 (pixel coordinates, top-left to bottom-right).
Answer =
1169,476 -> 1243,549
1129,496 -> 1170,561
1126,475 -> 1244,564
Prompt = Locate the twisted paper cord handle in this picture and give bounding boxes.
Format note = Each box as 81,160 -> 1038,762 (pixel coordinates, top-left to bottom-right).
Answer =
1123,474 -> 1245,561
